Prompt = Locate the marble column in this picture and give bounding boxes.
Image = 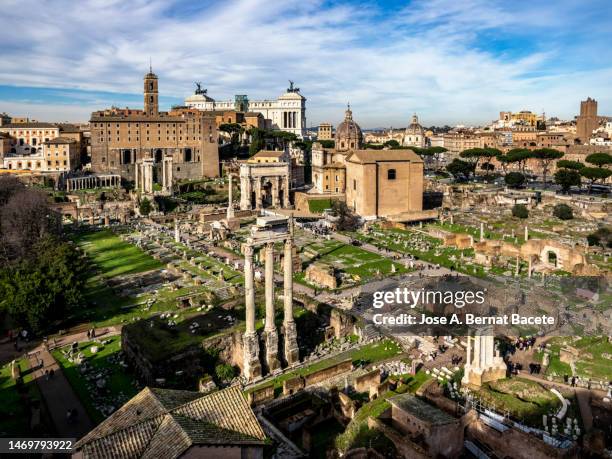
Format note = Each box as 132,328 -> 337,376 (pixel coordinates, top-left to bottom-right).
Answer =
227,174 -> 235,219
264,242 -> 279,371
480,222 -> 484,241
135,163 -> 140,191
474,334 -> 481,369
466,334 -> 472,366
283,175 -> 290,208
240,176 -> 251,210
283,237 -> 299,365
254,180 -> 262,210
524,226 -> 529,241
243,244 -> 261,380
272,177 -> 280,208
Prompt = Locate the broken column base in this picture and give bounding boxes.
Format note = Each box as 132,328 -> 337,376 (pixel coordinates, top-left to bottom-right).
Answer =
242,332 -> 262,381
283,321 -> 300,366
264,329 -> 281,373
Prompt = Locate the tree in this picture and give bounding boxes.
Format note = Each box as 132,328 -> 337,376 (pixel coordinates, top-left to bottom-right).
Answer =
383,139 -> 400,148
556,160 -> 584,171
446,159 -> 473,180
0,236 -> 86,333
585,152 -> 612,168
481,162 -> 495,172
580,167 -> 612,193
247,127 -> 266,156
505,148 -> 533,174
319,140 -> 335,149
586,227 -> 612,249
504,172 -> 525,188
496,153 -> 511,174
0,178 -> 61,263
532,148 -> 564,187
553,203 -> 573,220
512,204 -> 529,219
215,363 -> 236,382
331,201 -> 360,231
554,169 -> 581,193
139,197 -> 152,216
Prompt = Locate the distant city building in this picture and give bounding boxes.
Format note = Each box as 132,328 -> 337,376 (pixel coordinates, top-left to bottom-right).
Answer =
318,122 -> 333,140
498,110 -> 542,128
0,122 -> 81,172
335,104 -> 363,151
185,81 -> 306,138
402,114 -> 426,148
90,68 -> 219,182
576,97 -> 599,144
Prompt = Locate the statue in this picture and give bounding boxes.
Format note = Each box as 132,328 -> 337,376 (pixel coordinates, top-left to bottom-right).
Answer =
287,80 -> 300,93
195,82 -> 207,95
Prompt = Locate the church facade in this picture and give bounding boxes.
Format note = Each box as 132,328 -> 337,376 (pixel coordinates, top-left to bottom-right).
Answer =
90,69 -> 219,183
311,106 -> 426,220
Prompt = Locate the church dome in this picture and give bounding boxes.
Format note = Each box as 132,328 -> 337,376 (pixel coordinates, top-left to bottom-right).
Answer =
405,114 -> 424,135
335,104 -> 363,151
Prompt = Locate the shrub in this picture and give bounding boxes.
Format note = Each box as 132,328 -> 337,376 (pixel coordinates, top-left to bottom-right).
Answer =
512,204 -> 528,219
553,203 -> 573,220
505,172 -> 525,188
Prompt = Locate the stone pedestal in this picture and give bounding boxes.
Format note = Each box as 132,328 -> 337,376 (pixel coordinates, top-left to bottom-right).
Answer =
242,332 -> 262,381
264,329 -> 280,372
283,321 -> 299,365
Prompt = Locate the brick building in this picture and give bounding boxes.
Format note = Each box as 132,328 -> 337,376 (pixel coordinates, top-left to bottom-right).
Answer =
90,68 -> 219,183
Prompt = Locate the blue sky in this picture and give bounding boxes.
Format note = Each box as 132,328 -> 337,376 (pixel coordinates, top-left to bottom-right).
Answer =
0,0 -> 611,127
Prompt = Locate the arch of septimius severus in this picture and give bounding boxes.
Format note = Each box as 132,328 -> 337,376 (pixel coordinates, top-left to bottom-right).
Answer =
242,215 -> 299,380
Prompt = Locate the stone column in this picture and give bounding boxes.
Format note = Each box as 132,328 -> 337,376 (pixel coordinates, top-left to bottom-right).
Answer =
283,237 -> 299,365
135,163 -> 140,191
524,226 -> 529,241
174,220 -> 180,243
473,334 -> 481,369
283,174 -> 290,208
240,171 -> 252,210
227,174 -> 235,219
466,334 -> 471,366
264,242 -> 280,371
480,222 -> 484,241
243,244 -> 261,380
254,179 -> 262,210
272,177 -> 280,208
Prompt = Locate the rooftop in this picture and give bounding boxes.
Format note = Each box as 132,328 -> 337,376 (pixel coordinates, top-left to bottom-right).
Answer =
45,137 -> 76,145
76,386 -> 266,459
1,122 -> 58,129
346,148 -> 423,164
388,393 -> 456,425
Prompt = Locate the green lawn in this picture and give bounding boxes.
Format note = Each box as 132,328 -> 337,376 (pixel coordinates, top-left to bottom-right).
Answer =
74,229 -> 163,278
0,358 -> 40,435
298,239 -> 408,287
308,198 -> 333,213
249,339 -> 403,394
538,336 -> 612,381
52,335 -> 138,424
474,378 -> 561,427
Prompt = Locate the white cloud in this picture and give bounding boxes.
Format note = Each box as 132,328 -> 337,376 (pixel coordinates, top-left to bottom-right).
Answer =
0,0 -> 610,126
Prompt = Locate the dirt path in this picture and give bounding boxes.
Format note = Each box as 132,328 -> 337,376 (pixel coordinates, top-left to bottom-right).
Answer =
25,327 -> 121,439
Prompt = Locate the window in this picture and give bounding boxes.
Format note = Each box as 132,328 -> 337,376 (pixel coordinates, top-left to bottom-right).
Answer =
353,179 -> 356,190
388,169 -> 396,180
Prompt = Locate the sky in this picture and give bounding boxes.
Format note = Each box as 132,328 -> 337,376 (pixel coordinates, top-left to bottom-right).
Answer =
0,0 -> 611,128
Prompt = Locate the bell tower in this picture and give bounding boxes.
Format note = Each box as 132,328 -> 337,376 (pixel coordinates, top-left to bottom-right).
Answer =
144,65 -> 158,116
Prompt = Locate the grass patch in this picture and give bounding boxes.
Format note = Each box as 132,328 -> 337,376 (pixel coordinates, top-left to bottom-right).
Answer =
308,198 -> 333,213
52,335 -> 138,424
0,358 -> 40,435
74,229 -> 163,278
